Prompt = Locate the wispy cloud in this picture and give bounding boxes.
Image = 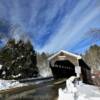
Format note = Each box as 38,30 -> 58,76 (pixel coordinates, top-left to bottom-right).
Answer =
0,0 -> 100,53
39,0 -> 100,53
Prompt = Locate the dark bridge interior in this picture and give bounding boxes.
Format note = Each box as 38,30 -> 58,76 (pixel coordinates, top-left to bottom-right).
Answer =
50,60 -> 76,79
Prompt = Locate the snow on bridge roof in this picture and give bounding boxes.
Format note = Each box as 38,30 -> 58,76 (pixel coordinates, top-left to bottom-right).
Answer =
48,50 -> 82,61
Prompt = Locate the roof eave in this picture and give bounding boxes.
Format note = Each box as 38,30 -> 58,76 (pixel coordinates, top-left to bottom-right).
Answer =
48,50 -> 82,61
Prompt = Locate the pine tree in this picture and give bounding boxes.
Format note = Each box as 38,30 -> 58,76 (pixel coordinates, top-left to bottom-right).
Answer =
0,39 -> 38,79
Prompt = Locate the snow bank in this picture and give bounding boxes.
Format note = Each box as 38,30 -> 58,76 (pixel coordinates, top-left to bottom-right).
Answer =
0,79 -> 27,90
58,76 -> 100,100
58,88 -> 74,100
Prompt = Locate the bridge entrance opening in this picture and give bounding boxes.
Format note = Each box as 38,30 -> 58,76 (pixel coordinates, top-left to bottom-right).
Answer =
52,60 -> 76,78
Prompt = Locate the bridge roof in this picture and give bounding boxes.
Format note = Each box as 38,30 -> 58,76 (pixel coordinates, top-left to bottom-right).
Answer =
48,50 -> 82,61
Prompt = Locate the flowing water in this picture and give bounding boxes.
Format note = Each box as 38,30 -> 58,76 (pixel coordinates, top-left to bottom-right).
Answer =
6,79 -> 66,100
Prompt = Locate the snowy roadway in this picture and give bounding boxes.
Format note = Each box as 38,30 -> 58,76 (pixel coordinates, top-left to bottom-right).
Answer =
76,83 -> 100,100
58,76 -> 100,100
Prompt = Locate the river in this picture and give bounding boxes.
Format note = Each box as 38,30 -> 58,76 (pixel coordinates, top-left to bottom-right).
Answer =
5,79 -> 66,100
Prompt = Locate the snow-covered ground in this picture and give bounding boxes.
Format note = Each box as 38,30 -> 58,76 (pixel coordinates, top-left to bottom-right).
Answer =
58,76 -> 100,100
0,79 -> 27,90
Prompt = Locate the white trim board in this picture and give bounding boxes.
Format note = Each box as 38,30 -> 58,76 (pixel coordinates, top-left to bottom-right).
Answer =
48,50 -> 81,61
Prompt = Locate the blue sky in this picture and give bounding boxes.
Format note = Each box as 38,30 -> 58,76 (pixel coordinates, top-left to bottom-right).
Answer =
0,0 -> 100,54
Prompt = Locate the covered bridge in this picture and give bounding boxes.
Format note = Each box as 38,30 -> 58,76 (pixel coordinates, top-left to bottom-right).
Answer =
48,50 -> 92,84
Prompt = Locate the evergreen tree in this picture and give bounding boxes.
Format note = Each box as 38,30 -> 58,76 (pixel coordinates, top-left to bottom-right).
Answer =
0,39 -> 38,79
